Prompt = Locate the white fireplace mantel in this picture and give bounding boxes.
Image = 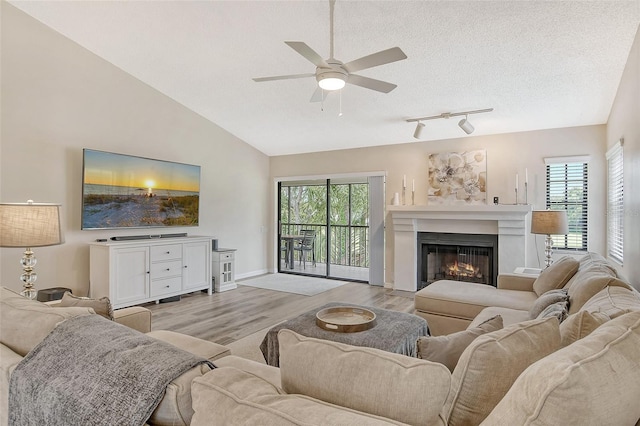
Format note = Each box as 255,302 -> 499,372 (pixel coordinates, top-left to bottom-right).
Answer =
389,205 -> 532,291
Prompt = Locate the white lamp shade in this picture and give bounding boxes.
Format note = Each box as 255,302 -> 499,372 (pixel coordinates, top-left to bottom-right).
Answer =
0,203 -> 63,247
531,210 -> 568,235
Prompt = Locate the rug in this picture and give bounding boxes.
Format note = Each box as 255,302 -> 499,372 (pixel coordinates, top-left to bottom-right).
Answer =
238,273 -> 348,296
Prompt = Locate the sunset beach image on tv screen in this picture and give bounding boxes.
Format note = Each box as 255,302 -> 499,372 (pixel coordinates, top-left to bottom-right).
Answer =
82,149 -> 200,229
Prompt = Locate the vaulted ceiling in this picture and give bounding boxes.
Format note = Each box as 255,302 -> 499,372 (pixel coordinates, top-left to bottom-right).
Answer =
9,1 -> 640,156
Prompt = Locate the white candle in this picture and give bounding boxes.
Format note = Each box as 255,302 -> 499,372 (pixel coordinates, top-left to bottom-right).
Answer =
412,179 -> 415,191
403,175 -> 406,188
516,173 -> 519,190
525,168 -> 529,185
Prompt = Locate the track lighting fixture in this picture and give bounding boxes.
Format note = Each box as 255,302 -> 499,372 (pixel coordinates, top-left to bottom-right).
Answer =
458,115 -> 475,134
406,108 -> 493,138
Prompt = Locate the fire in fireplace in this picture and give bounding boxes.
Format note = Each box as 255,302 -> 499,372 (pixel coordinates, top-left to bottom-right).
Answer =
417,232 -> 498,290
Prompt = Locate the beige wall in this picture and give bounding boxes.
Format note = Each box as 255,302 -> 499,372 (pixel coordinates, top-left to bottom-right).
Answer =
607,24 -> 640,289
271,125 -> 608,287
0,3 -> 271,295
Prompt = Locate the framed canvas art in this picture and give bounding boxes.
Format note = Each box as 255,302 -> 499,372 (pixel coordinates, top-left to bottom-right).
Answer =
428,150 -> 487,205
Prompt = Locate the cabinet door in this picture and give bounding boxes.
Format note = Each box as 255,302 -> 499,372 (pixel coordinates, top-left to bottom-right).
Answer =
113,246 -> 149,304
183,241 -> 210,290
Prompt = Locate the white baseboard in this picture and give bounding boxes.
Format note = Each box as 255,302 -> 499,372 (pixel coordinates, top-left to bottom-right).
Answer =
235,269 -> 269,281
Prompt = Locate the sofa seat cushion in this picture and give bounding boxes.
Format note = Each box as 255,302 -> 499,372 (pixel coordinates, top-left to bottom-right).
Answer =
469,307 -> 531,328
443,317 -> 561,426
482,311 -> 640,425
415,280 -> 538,321
191,367 -> 410,426
0,287 -> 94,356
278,329 -> 450,426
580,285 -> 640,318
144,330 -> 230,426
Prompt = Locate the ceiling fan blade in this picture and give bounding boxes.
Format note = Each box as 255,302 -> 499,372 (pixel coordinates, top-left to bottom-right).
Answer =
309,86 -> 329,103
285,41 -> 330,68
348,74 -> 397,93
253,73 -> 315,82
343,47 -> 407,73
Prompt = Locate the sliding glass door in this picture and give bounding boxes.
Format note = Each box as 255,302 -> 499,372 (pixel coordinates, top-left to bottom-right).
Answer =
278,177 -> 373,282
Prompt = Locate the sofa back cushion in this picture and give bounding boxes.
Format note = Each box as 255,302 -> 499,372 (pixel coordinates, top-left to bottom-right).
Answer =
442,317 -> 560,426
278,329 -> 450,426
0,287 -> 94,356
482,311 -> 640,425
532,256 -> 579,296
580,285 -> 640,319
559,310 -> 610,347
567,269 -> 632,314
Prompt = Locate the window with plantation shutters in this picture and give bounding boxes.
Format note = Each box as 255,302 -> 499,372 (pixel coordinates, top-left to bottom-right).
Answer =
606,140 -> 624,264
544,157 -> 589,251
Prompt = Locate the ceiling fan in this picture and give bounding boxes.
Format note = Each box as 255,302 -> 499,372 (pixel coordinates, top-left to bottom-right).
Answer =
252,0 -> 407,102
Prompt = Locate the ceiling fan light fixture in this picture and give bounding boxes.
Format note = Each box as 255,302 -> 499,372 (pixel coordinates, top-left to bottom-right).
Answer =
458,115 -> 475,134
413,122 -> 425,139
317,74 -> 346,91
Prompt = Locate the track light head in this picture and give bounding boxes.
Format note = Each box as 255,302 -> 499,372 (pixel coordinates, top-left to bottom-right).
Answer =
413,122 -> 425,139
458,116 -> 474,134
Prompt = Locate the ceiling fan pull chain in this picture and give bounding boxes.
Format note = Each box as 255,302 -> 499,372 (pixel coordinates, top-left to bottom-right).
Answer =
321,89 -> 325,112
339,89 -> 343,117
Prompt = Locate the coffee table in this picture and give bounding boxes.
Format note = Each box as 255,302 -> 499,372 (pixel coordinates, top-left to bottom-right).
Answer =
260,302 -> 428,367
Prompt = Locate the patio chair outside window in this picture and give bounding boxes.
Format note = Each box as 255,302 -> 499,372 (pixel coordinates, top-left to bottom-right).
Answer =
295,229 -> 316,269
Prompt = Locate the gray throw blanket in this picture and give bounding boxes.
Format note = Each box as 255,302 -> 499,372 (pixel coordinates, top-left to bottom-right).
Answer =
9,315 -> 214,426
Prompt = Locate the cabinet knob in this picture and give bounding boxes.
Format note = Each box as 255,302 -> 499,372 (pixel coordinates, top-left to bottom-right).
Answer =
166,268 -> 170,271
165,285 -> 170,288
146,271 -> 150,274
166,251 -> 170,254
184,265 -> 188,268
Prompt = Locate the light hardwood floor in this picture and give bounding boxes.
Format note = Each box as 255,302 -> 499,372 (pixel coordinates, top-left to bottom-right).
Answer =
144,281 -> 415,346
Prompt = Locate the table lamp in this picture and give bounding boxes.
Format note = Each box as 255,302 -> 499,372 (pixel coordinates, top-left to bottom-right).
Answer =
0,201 -> 63,299
531,210 -> 568,268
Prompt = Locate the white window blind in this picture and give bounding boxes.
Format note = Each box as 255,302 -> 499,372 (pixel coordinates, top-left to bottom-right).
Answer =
606,140 -> 624,264
545,160 -> 588,251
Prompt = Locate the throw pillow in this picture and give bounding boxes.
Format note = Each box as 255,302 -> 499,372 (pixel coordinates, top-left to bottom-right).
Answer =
416,315 -> 503,372
532,256 -> 579,296
278,329 -> 451,426
482,311 -> 640,426
59,292 -> 114,320
559,310 -> 609,347
537,301 -> 569,323
442,317 -> 561,426
529,289 -> 569,319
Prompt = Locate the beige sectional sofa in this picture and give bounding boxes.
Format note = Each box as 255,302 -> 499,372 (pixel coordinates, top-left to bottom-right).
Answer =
190,252 -> 640,425
414,252 -> 635,335
0,287 -> 231,426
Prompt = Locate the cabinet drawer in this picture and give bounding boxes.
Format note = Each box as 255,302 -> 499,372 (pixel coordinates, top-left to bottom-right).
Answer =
151,276 -> 182,297
151,244 -> 182,262
150,260 -> 183,279
217,252 -> 234,261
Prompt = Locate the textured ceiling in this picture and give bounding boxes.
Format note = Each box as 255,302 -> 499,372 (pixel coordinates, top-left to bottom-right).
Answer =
9,1 -> 640,156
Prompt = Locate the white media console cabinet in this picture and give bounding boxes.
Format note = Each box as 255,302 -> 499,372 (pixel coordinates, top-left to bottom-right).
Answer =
89,236 -> 213,309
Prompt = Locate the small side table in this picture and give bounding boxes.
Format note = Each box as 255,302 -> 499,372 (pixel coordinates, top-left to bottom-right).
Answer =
212,248 -> 237,292
36,287 -> 72,302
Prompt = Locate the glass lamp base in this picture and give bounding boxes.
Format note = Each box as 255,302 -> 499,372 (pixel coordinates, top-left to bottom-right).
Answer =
21,287 -> 38,300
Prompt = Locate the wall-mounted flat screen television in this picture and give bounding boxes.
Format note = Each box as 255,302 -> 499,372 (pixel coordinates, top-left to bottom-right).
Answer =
82,149 -> 201,230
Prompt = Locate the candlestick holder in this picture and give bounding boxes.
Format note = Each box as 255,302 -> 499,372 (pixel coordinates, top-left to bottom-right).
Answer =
402,187 -> 406,205
514,188 -> 519,205
412,190 -> 415,205
524,182 -> 528,205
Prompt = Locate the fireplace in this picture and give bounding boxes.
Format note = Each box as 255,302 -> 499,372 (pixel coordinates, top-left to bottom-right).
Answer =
417,232 -> 498,290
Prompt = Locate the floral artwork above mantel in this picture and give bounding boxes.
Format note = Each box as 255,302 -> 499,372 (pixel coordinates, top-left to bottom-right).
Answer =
427,150 -> 487,205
